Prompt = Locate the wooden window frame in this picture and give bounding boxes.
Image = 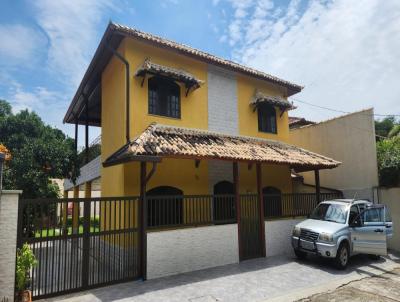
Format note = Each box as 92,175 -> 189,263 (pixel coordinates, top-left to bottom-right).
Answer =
257,104 -> 277,134
148,76 -> 181,119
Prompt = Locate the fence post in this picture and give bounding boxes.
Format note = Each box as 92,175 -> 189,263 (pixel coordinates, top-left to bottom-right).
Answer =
256,163 -> 266,257
0,190 -> 22,301
81,199 -> 91,288
139,162 -> 147,280
233,162 -> 242,261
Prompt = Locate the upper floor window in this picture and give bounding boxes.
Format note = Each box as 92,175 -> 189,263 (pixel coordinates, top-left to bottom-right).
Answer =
258,104 -> 277,133
148,76 -> 180,118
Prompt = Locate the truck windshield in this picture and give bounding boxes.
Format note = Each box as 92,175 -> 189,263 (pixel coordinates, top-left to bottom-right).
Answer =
310,203 -> 348,224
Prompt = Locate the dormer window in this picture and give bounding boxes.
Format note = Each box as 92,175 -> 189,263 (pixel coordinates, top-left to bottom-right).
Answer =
258,104 -> 277,134
148,76 -> 181,118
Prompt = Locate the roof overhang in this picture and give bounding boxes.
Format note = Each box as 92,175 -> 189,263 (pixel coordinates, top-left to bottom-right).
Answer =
135,59 -> 203,95
63,22 -> 303,126
103,123 -> 341,172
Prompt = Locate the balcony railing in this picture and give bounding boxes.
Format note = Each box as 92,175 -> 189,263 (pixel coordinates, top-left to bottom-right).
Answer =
147,192 -> 343,230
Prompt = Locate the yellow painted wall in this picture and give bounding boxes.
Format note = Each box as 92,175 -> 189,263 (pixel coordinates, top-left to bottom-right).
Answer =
101,37 -> 293,201
101,41 -> 127,197
124,38 -> 208,138
237,75 -> 290,143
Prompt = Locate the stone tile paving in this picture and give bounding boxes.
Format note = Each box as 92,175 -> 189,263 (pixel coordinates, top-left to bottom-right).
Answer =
42,254 -> 399,302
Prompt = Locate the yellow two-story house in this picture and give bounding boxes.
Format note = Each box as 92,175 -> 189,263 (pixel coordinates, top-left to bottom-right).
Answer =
63,22 -> 340,274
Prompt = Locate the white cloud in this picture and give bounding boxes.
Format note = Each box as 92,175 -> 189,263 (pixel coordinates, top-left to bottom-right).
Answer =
10,85 -> 59,113
32,0 -> 116,88
0,24 -> 46,65
223,0 -> 400,121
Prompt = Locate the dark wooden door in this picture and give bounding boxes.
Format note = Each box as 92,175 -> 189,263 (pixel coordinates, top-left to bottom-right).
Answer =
239,194 -> 263,260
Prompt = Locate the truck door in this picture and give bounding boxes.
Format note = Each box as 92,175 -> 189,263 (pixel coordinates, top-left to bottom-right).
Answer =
350,205 -> 387,256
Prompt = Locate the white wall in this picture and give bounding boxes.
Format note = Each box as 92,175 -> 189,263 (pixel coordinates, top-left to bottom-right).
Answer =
207,65 -> 238,135
265,219 -> 303,257
378,188 -> 400,252
289,108 -> 378,200
147,224 -> 239,279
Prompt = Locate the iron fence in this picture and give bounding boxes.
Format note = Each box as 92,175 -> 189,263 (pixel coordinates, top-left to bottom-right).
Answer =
147,192 -> 343,229
17,196 -> 142,299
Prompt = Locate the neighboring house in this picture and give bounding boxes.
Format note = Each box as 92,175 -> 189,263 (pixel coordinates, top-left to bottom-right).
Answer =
289,116 -> 315,129
289,108 -> 379,200
57,22 -> 341,284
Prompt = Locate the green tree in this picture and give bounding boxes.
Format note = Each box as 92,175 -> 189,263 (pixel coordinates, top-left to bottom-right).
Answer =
376,136 -> 400,187
388,124 -> 400,138
375,117 -> 396,139
0,100 -> 78,198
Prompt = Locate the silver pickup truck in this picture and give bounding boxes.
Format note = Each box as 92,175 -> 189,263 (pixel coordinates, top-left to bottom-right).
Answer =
292,199 -> 393,269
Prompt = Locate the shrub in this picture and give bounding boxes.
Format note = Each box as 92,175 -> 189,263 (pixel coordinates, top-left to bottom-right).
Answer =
15,244 -> 37,292
377,137 -> 400,187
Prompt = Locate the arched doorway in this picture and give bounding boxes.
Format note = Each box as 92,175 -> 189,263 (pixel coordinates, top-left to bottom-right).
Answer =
213,181 -> 235,223
263,186 -> 282,218
147,186 -> 183,227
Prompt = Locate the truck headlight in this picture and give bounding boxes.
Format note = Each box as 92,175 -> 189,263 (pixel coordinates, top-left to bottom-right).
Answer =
319,232 -> 333,242
292,226 -> 301,237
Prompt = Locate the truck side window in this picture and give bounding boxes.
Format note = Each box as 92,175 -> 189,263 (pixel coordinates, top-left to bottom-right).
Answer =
349,205 -> 359,224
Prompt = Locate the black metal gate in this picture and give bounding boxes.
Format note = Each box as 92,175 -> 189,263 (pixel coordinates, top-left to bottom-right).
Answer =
239,194 -> 264,261
17,196 -> 143,299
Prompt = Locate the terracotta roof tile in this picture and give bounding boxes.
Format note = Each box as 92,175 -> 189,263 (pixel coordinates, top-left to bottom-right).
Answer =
250,91 -> 294,109
103,124 -> 340,172
135,58 -> 204,90
112,22 -> 303,95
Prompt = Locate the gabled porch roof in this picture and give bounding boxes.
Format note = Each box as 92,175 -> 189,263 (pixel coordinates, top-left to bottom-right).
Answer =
103,123 -> 340,172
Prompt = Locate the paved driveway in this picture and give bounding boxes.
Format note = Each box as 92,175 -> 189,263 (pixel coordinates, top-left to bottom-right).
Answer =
298,267 -> 400,302
42,253 -> 400,302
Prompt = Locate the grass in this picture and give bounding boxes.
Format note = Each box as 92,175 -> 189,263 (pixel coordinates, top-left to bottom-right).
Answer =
35,226 -> 100,238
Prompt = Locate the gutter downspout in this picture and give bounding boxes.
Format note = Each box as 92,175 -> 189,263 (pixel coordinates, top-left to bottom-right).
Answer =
106,44 -> 130,143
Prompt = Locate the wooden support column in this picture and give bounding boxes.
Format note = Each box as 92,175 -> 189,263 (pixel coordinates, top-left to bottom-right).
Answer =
85,97 -> 89,164
139,161 -> 147,280
233,162 -> 242,261
256,163 -> 266,257
315,169 -> 321,203
74,121 -> 78,152
84,181 -> 92,198
62,190 -> 68,234
72,186 -> 80,234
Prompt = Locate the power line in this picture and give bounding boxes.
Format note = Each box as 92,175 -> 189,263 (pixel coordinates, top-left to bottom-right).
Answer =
290,97 -> 400,118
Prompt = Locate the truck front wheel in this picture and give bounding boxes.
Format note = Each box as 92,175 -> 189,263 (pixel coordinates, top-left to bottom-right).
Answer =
294,249 -> 307,259
334,242 -> 349,269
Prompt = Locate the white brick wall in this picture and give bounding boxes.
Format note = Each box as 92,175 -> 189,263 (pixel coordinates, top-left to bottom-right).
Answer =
265,219 -> 302,257
208,160 -> 233,194
207,66 -> 238,135
0,190 -> 22,300
147,224 -> 239,279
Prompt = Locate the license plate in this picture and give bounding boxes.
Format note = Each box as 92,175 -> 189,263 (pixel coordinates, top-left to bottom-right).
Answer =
300,239 -> 315,250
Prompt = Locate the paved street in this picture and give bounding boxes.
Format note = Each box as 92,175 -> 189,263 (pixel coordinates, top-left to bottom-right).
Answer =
298,267 -> 400,302
42,253 -> 400,302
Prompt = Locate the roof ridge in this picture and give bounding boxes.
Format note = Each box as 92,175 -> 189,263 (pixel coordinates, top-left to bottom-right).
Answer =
110,22 -> 303,92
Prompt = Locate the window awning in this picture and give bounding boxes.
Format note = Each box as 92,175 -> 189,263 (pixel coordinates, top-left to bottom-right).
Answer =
135,59 -> 204,94
250,91 -> 294,111
103,123 -> 341,172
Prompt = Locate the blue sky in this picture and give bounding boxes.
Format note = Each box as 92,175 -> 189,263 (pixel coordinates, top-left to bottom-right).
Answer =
1,0 -> 399,146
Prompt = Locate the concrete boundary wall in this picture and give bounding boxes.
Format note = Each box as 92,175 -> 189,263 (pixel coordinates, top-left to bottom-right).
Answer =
378,188 -> 400,252
265,218 -> 303,257
147,224 -> 239,279
0,190 -> 22,301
